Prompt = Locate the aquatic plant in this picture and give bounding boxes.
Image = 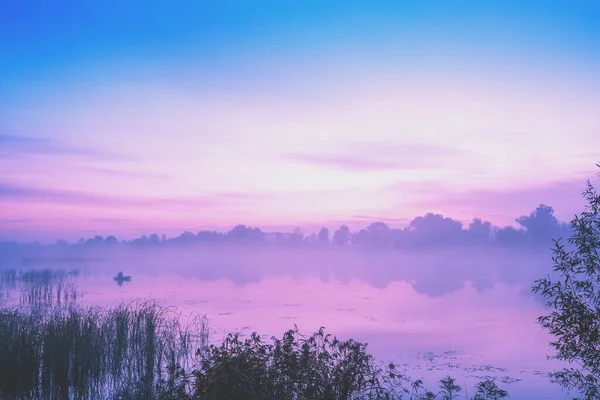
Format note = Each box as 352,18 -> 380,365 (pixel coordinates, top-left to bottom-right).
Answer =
0,297 -> 509,400
0,274 -> 509,399
0,300 -> 207,399
0,268 -> 79,287
470,379 -> 509,400
19,281 -> 78,314
191,326 -> 508,400
0,268 -> 81,314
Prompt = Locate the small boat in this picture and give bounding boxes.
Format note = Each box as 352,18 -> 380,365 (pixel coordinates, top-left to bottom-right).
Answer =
114,272 -> 131,286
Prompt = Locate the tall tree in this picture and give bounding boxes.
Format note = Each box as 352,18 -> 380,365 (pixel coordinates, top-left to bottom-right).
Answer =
332,225 -> 351,246
533,166 -> 600,399
467,218 -> 492,245
317,227 -> 330,245
517,204 -> 560,246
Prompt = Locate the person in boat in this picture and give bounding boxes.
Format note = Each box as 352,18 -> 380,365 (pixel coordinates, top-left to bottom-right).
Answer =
114,272 -> 131,286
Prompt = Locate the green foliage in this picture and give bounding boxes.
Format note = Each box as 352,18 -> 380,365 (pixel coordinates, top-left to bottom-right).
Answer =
471,379 -> 509,400
0,300 -> 206,399
193,326 -> 408,400
191,326 -> 508,400
533,165 -> 600,399
1,273 -> 511,399
0,300 -> 510,400
438,377 -> 461,400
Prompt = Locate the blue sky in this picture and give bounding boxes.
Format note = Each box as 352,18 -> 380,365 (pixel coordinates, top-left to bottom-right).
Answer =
1,1 -> 600,241
3,1 -> 599,92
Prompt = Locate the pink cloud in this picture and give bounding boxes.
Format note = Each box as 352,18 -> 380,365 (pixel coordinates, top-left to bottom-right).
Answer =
0,183 -> 275,209
284,142 -> 476,171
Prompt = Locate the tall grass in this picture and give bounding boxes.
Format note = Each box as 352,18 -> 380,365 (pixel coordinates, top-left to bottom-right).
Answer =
0,300 -> 508,400
1,268 -> 79,287
0,300 -> 208,399
0,268 -> 80,306
18,282 -> 78,314
0,272 -> 508,399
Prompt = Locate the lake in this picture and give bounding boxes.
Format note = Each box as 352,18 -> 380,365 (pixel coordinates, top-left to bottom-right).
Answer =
1,245 -> 575,399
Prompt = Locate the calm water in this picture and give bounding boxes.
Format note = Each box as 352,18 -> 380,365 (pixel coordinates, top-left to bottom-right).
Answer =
3,246 -> 576,399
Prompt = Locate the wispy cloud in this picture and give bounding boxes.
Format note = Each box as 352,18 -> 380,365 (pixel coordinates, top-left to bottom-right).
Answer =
285,154 -> 402,171
82,166 -> 169,180
284,142 -> 475,172
351,215 -> 410,223
0,133 -> 126,160
0,183 -> 275,209
87,218 -> 135,225
322,215 -> 411,230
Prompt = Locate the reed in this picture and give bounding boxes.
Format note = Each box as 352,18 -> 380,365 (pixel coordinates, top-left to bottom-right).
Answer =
0,274 -> 508,399
1,268 -> 79,287
0,299 -> 207,399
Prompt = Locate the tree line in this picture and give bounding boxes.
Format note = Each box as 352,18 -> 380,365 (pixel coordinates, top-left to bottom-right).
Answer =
0,204 -> 571,253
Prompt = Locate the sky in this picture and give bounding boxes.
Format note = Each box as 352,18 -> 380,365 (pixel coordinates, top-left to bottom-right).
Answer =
1,0 -> 600,242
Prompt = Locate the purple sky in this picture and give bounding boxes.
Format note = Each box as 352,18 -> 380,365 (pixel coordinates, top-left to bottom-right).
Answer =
2,1 -> 600,241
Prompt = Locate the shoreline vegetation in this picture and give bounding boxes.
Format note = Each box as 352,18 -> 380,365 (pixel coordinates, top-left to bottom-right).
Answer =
0,274 -> 508,400
2,203 -> 573,253
2,169 -> 598,399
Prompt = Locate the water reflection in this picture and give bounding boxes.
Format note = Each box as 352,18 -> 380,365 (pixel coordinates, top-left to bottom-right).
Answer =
0,246 -> 572,399
73,273 -> 568,398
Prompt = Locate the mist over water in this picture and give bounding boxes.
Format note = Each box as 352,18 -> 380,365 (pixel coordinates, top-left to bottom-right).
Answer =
1,244 -> 573,399
3,2 -> 600,398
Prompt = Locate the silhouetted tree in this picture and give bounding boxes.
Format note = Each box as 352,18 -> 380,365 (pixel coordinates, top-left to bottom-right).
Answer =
105,236 -> 118,246
305,233 -> 317,245
173,231 -> 196,245
351,229 -> 368,247
1,203 -> 582,253
332,225 -> 351,246
226,225 -> 264,243
516,204 -> 561,246
148,234 -> 160,246
366,221 -> 391,248
494,226 -> 525,246
317,227 -> 329,245
197,230 -> 222,242
389,228 -> 408,248
533,168 -> 600,398
466,218 -> 493,245
85,235 -> 104,247
352,222 -> 392,248
407,213 -> 463,246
